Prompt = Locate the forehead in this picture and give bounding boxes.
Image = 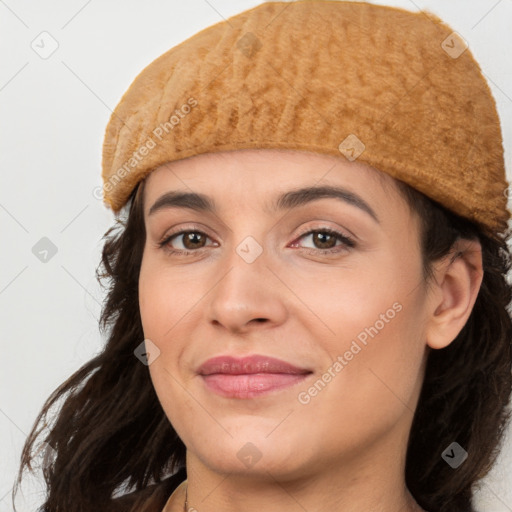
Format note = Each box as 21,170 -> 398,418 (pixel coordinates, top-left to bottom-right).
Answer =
141,149 -> 401,212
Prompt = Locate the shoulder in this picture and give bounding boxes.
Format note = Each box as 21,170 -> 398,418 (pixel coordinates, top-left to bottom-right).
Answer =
109,467 -> 187,512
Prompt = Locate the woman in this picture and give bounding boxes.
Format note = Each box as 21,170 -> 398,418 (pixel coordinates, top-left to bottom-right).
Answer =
14,1 -> 512,512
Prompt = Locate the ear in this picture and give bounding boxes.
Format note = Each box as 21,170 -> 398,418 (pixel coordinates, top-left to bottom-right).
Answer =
425,238 -> 484,350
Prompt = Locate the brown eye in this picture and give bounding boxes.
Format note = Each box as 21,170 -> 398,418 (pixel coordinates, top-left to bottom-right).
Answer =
294,228 -> 355,252
181,231 -> 207,250
311,231 -> 337,249
159,229 -> 214,253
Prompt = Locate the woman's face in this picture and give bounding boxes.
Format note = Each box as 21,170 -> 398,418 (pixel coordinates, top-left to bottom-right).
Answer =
139,149 -> 431,479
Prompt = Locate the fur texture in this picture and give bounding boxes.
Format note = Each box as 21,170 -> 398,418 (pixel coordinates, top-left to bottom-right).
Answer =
101,0 -> 510,238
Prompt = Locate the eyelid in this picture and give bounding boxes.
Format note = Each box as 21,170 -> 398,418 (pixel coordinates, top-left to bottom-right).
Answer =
159,223 -> 214,241
290,226 -> 356,250
158,224 -> 217,248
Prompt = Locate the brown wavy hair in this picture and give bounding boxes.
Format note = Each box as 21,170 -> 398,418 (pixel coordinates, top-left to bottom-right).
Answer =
13,172 -> 512,512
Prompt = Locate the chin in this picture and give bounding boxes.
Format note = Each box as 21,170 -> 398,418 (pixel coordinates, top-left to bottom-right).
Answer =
188,431 -> 314,480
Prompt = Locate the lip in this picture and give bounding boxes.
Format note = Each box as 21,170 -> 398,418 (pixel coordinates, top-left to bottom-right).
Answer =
198,355 -> 312,399
197,355 -> 311,376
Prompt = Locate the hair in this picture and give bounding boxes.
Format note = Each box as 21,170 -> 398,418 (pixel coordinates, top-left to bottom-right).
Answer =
12,170 -> 512,512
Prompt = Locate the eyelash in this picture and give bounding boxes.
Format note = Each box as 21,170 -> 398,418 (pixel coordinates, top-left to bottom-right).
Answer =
292,227 -> 356,254
158,226 -> 356,256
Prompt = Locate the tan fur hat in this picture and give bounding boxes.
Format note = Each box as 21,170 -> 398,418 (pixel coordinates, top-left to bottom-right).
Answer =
101,0 -> 510,238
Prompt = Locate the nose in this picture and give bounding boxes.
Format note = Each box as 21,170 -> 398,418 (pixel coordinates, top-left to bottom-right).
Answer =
206,247 -> 289,335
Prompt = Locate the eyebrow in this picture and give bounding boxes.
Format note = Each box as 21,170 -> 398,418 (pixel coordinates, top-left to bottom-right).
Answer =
148,185 -> 380,224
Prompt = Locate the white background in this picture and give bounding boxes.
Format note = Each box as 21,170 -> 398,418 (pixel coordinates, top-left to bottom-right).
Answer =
1,1 -> 511,510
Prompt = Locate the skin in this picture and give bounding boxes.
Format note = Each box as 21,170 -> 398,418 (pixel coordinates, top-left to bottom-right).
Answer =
138,148 -> 483,512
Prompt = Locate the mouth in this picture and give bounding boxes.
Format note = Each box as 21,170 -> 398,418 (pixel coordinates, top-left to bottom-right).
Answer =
197,354 -> 313,399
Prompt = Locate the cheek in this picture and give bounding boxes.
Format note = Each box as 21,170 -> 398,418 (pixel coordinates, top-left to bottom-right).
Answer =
298,248 -> 427,416
138,258 -> 191,429
295,249 -> 418,345
139,251 -> 201,342
138,252 -> 207,403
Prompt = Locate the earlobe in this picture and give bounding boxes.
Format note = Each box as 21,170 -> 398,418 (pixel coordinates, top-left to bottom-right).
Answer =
426,238 -> 484,350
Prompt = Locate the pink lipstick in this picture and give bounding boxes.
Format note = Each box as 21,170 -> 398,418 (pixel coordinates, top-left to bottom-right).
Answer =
197,355 -> 312,399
